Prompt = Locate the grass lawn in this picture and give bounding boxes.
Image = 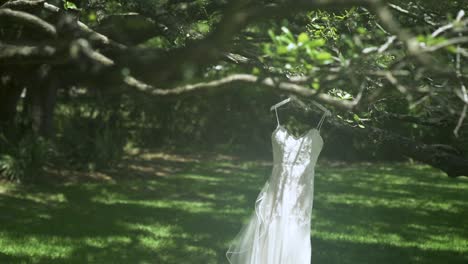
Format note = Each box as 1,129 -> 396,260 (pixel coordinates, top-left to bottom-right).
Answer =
0,151 -> 467,263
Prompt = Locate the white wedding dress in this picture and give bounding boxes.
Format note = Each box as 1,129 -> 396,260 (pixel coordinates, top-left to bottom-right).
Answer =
226,106 -> 327,264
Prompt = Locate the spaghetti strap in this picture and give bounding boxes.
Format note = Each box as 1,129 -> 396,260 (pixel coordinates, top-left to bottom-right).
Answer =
271,98 -> 290,128
275,108 -> 280,128
316,111 -> 327,131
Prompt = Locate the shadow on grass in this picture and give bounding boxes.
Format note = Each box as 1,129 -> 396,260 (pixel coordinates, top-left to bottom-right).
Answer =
312,237 -> 468,264
0,152 -> 467,263
0,252 -> 30,263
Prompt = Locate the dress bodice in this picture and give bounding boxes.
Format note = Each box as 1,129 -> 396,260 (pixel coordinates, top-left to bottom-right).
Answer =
272,125 -> 324,167
225,100 -> 329,264
256,125 -> 324,228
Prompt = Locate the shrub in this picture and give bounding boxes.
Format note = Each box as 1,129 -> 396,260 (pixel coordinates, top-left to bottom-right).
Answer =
0,133 -> 52,183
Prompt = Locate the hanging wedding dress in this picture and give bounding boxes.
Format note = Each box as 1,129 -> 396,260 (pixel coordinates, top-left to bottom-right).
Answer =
226,104 -> 328,264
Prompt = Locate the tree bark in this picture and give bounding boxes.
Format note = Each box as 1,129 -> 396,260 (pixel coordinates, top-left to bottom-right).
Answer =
22,75 -> 58,138
0,77 -> 22,128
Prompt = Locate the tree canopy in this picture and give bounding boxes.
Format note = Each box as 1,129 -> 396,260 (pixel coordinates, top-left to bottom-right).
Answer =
1,0 -> 468,180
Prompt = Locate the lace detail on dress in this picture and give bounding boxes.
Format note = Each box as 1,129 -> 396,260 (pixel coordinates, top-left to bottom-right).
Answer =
226,121 -> 325,264
259,127 -> 323,227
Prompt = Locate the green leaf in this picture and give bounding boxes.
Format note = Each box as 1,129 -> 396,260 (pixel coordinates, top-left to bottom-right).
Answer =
416,34 -> 426,42
280,26 -> 295,42
262,43 -> 272,55
316,51 -> 332,61
252,67 -> 260,75
276,34 -> 292,44
357,27 -> 367,34
353,114 -> 360,121
342,94 -> 352,100
268,29 -> 276,41
277,45 -> 288,54
312,81 -> 320,90
263,43 -> 273,56
445,45 -> 457,53
308,38 -> 326,48
298,32 -> 310,44
63,0 -> 79,10
140,36 -> 171,49
306,47 -> 315,57
281,26 -> 291,35
196,21 -> 210,33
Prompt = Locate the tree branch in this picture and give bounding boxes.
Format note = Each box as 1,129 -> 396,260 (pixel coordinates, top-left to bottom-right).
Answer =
387,2 -> 437,26
118,0 -> 378,85
124,73 -> 362,111
1,0 -> 45,11
0,43 -> 56,63
0,7 -> 56,37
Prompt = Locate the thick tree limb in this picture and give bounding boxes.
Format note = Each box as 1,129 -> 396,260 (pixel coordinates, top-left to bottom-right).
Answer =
1,0 -> 467,179
125,73 -> 362,111
1,0 -> 45,11
118,0 -> 378,85
0,43 -> 56,63
0,7 -> 56,37
76,21 -> 127,50
0,39 -> 113,67
422,36 -> 468,53
69,39 -> 114,66
1,1 -> 126,50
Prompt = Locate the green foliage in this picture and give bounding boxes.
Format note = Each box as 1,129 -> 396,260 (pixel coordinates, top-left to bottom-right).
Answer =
0,133 -> 51,183
139,36 -> 171,49
63,0 -> 80,11
262,26 -> 333,75
93,123 -> 126,170
416,35 -> 446,46
55,103 -> 126,171
2,0 -> 467,181
331,89 -> 354,100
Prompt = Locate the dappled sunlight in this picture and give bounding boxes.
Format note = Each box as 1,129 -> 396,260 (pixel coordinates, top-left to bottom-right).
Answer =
308,161 -> 468,263
179,174 -> 224,182
0,232 -> 74,259
313,229 -> 468,252
1,192 -> 67,205
138,152 -> 202,163
0,156 -> 467,263
0,183 -> 15,194
94,198 -> 217,214
319,193 -> 464,213
45,168 -> 117,184
83,236 -> 132,249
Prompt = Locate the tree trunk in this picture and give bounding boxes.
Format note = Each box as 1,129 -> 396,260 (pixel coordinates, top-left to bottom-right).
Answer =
0,78 -> 22,130
23,80 -> 58,138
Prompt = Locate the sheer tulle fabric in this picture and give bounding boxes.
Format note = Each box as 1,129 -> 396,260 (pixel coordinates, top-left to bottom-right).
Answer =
226,125 -> 324,264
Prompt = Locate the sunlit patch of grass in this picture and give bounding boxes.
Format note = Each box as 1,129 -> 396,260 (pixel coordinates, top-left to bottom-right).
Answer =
310,161 -> 468,263
0,157 -> 467,263
2,192 -> 68,205
0,232 -> 74,259
179,174 -> 224,182
94,198 -> 216,214
0,182 -> 15,194
321,193 -> 463,213
313,229 -> 468,251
